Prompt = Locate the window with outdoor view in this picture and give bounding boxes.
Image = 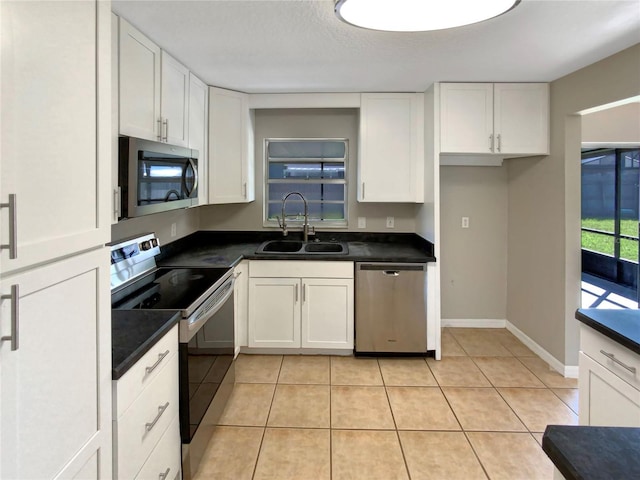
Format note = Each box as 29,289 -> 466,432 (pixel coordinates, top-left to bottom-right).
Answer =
581,148 -> 640,263
264,139 -> 348,226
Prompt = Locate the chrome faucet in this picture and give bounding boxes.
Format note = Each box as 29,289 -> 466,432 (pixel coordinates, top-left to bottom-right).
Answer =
277,191 -> 314,242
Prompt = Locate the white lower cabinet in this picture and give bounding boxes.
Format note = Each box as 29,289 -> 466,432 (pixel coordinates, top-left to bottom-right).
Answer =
579,324 -> 640,426
234,260 -> 250,351
112,325 -> 181,480
248,261 -> 354,350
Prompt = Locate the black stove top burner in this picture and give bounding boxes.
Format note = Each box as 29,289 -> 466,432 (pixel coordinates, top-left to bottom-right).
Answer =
112,267 -> 231,311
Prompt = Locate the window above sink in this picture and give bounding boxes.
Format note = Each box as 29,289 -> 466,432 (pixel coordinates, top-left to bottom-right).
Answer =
264,138 -> 348,228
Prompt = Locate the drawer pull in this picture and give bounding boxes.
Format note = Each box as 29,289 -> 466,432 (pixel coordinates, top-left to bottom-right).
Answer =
145,350 -> 170,375
145,402 -> 170,432
159,467 -> 171,480
600,349 -> 637,374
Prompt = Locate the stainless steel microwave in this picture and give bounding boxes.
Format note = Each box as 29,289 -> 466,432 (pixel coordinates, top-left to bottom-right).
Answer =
118,136 -> 199,220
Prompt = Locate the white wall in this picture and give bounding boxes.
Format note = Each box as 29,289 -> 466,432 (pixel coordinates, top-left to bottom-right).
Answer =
582,102 -> 640,145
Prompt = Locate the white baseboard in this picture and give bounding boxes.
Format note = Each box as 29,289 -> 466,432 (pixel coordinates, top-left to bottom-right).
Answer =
442,319 -> 579,378
442,318 -> 506,328
506,321 -> 578,378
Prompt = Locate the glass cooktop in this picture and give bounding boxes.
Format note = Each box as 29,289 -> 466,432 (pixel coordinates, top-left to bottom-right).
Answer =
111,267 -> 231,311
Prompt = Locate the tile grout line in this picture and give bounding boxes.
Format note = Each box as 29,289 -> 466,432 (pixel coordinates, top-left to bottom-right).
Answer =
377,357 -> 413,480
250,355 -> 283,480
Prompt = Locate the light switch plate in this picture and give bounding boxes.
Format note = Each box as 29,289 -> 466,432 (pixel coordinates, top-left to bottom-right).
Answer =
171,223 -> 177,237
386,216 -> 394,228
358,217 -> 366,228
461,217 -> 470,228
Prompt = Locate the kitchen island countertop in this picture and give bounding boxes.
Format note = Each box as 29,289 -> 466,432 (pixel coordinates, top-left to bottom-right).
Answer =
575,308 -> 640,355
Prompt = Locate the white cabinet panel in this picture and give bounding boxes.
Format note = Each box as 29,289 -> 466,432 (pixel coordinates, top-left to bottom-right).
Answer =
579,351 -> 640,427
134,414 -> 181,480
189,73 -> 209,205
440,83 -> 493,154
302,279 -> 354,349
494,83 -> 549,155
208,87 -> 255,204
1,0 -> 110,273
440,82 -> 549,156
359,93 -> 424,202
118,17 -> 161,142
1,248 -> 111,479
161,51 -> 189,147
248,278 -> 300,348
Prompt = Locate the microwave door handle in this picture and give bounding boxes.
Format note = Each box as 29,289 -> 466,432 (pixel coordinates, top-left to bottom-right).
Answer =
183,159 -> 198,198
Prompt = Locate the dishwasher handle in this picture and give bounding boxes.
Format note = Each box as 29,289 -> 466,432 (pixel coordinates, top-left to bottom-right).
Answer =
383,270 -> 400,276
357,263 -> 426,272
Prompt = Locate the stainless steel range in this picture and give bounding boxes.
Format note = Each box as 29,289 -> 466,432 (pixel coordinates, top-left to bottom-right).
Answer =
109,233 -> 235,479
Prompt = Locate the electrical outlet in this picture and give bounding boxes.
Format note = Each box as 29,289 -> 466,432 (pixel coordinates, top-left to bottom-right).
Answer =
358,216 -> 366,228
171,223 -> 177,237
461,217 -> 470,229
386,216 -> 395,228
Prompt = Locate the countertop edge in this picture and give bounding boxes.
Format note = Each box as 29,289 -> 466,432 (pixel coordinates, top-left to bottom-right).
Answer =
112,311 -> 181,380
575,308 -> 640,355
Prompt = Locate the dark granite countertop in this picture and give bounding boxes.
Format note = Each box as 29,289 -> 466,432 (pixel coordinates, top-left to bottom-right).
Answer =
543,425 -> 640,480
112,310 -> 181,380
157,230 -> 436,268
575,308 -> 640,356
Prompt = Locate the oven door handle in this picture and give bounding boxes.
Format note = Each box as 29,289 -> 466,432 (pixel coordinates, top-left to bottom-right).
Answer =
183,275 -> 235,342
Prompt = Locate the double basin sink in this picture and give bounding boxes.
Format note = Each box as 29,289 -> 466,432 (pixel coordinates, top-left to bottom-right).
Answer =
256,239 -> 349,255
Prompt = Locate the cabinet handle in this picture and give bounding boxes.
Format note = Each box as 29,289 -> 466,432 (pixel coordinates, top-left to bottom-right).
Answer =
362,182 -> 365,199
600,350 -> 637,374
295,284 -> 299,303
145,402 -> 170,432
302,284 -> 306,303
162,119 -> 168,142
1,194 -> 17,259
114,187 -> 121,218
157,118 -> 163,141
1,285 -> 19,351
243,182 -> 247,198
159,467 -> 171,480
145,349 -> 170,375
496,134 -> 502,152
489,134 -> 494,152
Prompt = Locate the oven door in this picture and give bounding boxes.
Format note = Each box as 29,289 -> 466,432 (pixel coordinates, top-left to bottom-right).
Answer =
179,277 -> 235,478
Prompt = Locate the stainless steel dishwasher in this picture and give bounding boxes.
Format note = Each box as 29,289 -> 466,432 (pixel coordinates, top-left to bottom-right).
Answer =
355,263 -> 427,355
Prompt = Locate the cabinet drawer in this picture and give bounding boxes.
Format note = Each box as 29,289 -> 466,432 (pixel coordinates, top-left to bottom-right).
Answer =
135,414 -> 181,480
581,324 -> 640,390
249,260 -> 353,279
115,352 -> 179,480
114,325 -> 178,418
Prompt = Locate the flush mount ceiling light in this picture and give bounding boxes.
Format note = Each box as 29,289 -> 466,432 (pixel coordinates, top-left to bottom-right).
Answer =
334,0 -> 521,32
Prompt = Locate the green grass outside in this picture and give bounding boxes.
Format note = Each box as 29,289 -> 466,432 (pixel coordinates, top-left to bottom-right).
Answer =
582,218 -> 639,261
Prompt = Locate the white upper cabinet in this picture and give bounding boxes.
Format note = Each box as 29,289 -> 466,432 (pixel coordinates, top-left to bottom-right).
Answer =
0,0 -> 110,274
160,51 -> 189,147
208,86 -> 255,204
118,17 -> 162,141
189,73 -> 209,205
358,93 -> 425,203
118,18 -> 192,148
440,82 -> 549,156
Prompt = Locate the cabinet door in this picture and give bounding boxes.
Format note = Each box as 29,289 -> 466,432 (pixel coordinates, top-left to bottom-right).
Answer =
359,93 -> 424,202
301,278 -> 354,350
248,278 -> 300,348
234,261 -> 249,350
189,73 -> 209,205
440,83 -> 494,154
119,17 -> 161,141
1,0 -> 110,274
494,83 -> 549,155
1,248 -> 112,479
161,51 -> 189,147
208,87 -> 255,204
579,352 -> 640,427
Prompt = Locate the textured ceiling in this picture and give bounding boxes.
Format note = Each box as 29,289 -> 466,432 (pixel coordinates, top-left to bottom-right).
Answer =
111,0 -> 640,93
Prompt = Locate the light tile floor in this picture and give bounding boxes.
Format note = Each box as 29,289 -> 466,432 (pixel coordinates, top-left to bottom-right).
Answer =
194,328 -> 578,480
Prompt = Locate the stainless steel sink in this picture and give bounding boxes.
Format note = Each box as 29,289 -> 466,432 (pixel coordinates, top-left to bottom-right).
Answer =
256,240 -> 348,255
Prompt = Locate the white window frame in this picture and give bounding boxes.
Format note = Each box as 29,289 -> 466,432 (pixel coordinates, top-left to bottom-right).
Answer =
263,138 -> 348,228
